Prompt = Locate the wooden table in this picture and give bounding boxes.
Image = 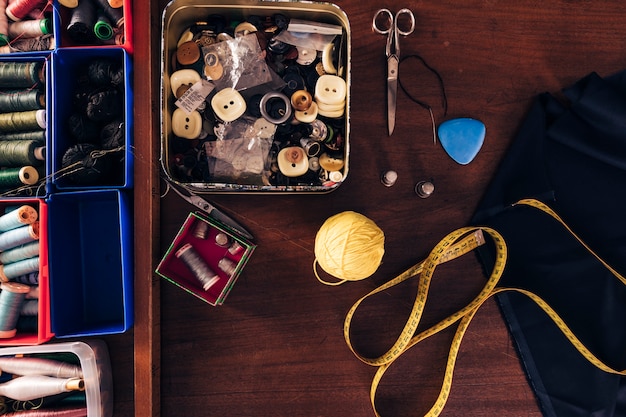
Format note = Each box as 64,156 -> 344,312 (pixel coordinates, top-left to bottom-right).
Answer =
116,1 -> 626,416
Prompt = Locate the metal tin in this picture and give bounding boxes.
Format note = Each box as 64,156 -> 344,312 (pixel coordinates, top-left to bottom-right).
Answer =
161,0 -> 351,193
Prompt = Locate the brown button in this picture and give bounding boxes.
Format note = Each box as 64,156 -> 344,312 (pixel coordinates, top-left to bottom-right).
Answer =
177,41 -> 201,66
291,90 -> 312,111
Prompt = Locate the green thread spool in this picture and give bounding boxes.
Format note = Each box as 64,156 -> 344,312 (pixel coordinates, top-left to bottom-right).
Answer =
0,109 -> 45,132
0,140 -> 45,166
0,166 -> 39,189
0,130 -> 45,142
0,61 -> 44,88
0,90 -> 44,112
0,282 -> 30,338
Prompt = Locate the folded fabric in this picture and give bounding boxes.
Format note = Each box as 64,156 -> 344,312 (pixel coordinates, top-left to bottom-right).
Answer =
471,71 -> 626,417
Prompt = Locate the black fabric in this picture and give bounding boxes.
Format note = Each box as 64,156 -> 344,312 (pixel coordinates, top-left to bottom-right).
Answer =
471,71 -> 626,417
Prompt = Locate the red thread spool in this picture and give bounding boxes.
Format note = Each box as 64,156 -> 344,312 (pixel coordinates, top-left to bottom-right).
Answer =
6,0 -> 48,21
0,0 -> 9,46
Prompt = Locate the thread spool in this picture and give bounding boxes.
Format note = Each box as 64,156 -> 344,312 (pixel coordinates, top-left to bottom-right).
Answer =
67,0 -> 96,43
0,90 -> 45,113
0,140 -> 45,166
0,256 -> 39,281
0,130 -> 46,142
92,0 -> 123,27
20,298 -> 37,316
14,271 -> 38,285
0,0 -> 10,46
93,12 -> 113,40
0,222 -> 39,251
0,356 -> 83,378
0,241 -> 39,264
175,243 -> 220,291
0,61 -> 44,88
0,110 -> 46,132
0,205 -> 37,232
0,282 -> 30,338
5,0 -> 48,21
313,211 -> 385,285
8,18 -> 50,39
108,0 -> 123,8
0,375 -> 84,401
0,166 -> 39,189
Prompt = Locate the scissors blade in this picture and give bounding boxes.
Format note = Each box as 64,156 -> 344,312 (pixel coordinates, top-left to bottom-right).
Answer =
164,178 -> 254,241
387,54 -> 399,135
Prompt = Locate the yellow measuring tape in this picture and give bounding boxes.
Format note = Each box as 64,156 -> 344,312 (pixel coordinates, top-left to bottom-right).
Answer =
343,198 -> 626,417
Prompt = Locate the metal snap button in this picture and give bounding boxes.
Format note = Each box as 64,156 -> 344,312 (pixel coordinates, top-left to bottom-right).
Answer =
259,91 -> 292,125
172,108 -> 203,139
210,88 -> 246,122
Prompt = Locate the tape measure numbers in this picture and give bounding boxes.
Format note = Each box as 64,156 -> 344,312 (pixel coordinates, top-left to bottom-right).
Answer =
343,198 -> 626,417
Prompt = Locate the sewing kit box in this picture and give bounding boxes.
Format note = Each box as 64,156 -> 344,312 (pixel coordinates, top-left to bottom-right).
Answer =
161,0 -> 351,193
0,339 -> 114,417
51,46 -> 134,191
0,198 -> 52,346
47,189 -> 133,337
156,211 -> 256,306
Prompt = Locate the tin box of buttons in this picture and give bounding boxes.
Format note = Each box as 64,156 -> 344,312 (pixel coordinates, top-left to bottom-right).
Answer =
161,0 -> 351,193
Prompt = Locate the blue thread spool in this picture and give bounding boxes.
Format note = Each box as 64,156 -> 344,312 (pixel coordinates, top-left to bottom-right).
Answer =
0,282 -> 30,338
20,299 -> 37,316
0,256 -> 39,281
0,241 -> 39,264
0,222 -> 38,251
0,205 -> 37,232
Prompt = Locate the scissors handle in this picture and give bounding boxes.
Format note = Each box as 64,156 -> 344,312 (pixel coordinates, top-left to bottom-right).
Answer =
372,8 -> 394,35
395,8 -> 416,36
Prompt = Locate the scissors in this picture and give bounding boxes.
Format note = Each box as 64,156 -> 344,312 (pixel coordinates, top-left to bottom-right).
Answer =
372,8 -> 416,135
162,177 -> 254,241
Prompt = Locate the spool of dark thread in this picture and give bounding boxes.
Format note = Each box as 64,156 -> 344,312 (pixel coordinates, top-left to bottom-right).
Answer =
61,143 -> 112,185
66,0 -> 96,44
175,243 -> 220,291
0,61 -> 44,88
0,89 -> 44,113
68,113 -> 100,144
92,0 -> 123,27
0,34 -> 54,54
0,140 -> 45,166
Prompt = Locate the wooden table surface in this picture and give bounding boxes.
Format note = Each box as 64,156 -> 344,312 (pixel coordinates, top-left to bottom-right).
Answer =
110,1 -> 626,416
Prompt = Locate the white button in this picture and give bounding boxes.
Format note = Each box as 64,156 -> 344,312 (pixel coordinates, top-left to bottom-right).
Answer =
172,108 -> 203,139
296,47 -> 317,65
277,147 -> 309,177
211,88 -> 246,122
295,101 -> 318,123
253,118 -> 277,139
315,74 -> 346,105
322,42 -> 337,75
170,69 -> 201,97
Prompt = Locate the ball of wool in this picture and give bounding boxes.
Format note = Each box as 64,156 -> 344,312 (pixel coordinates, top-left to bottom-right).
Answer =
314,211 -> 385,285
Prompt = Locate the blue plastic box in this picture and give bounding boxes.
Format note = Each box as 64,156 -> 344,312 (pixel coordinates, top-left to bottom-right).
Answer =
51,47 -> 134,191
46,189 -> 133,337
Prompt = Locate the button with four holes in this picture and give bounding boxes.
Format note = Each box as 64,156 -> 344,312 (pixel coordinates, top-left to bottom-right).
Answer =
176,41 -> 201,66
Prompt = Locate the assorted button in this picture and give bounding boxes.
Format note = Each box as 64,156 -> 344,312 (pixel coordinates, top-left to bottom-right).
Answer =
167,13 -> 348,187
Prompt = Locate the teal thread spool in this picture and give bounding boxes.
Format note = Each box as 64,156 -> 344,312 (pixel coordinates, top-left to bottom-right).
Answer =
0,241 -> 39,264
0,140 -> 45,166
0,109 -> 45,132
0,282 -> 30,338
0,61 -> 44,88
0,166 -> 40,189
20,299 -> 37,316
0,90 -> 44,113
0,222 -> 38,251
0,256 -> 39,281
0,204 -> 37,232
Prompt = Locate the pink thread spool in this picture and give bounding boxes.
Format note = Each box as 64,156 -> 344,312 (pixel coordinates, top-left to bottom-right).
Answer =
6,0 -> 49,22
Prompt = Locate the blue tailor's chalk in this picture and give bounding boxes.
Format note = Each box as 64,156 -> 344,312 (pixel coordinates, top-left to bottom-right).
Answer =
437,118 -> 486,165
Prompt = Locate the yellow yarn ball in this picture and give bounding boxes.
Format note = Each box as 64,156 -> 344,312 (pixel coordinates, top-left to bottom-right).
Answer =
314,211 -> 385,285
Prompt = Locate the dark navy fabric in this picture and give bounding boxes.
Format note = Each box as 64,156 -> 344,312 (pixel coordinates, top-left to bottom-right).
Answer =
471,71 -> 626,417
